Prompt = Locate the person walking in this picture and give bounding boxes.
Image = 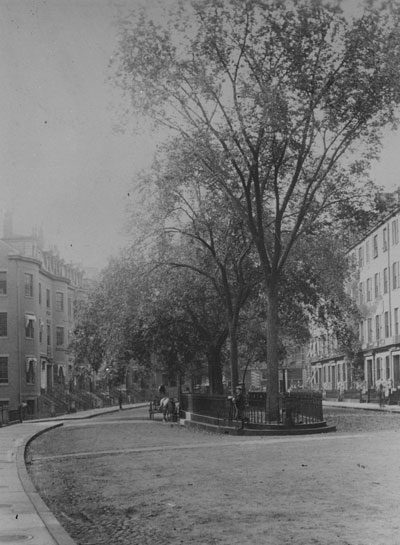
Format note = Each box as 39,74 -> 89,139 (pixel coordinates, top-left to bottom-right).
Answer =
118,391 -> 123,410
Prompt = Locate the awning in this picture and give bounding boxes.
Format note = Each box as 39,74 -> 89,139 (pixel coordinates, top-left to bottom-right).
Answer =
25,357 -> 37,372
24,314 -> 36,328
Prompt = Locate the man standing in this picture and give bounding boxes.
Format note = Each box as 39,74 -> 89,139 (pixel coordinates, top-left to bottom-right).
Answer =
234,385 -> 245,421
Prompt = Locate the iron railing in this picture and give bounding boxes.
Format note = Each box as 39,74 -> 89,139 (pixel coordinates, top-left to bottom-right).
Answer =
0,406 -> 22,426
180,391 -> 324,426
282,391 -> 323,424
180,393 -> 231,420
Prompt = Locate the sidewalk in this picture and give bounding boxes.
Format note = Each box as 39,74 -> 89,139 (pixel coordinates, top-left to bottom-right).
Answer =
0,403 -> 147,545
324,398 -> 400,412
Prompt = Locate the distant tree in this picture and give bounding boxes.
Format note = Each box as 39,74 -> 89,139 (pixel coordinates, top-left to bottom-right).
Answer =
173,270 -> 229,394
74,249 -> 232,393
72,295 -> 106,373
113,0 -> 400,417
136,145 -> 259,391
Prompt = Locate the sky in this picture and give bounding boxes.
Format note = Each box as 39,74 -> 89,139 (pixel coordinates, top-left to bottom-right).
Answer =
1,0 -> 399,271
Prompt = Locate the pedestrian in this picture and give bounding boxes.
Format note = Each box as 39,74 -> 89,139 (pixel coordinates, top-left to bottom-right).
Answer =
118,391 -> 123,410
19,401 -> 27,423
379,383 -> 384,408
233,385 -> 245,421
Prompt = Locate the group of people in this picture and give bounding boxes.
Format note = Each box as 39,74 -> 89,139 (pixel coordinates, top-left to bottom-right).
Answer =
156,383 -> 246,422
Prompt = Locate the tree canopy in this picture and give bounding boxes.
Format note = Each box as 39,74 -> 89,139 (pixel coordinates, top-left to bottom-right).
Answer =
111,0 -> 400,416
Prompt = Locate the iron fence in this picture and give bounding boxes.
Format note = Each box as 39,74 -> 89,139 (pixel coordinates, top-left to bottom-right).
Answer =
281,391 -> 323,424
0,406 -> 22,426
180,390 -> 324,426
180,393 -> 231,421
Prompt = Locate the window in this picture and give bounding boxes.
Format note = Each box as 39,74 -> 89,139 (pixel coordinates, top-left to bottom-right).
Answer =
373,235 -> 378,258
26,358 -> 36,385
321,335 -> 326,354
366,241 -> 370,263
358,246 -> 364,268
55,292 -> 64,312
395,308 -> 399,336
360,321 -> 364,343
39,319 -> 44,343
385,311 -> 390,337
56,326 -> 64,347
367,318 -> 373,343
376,315 -> 381,341
383,228 -> 388,251
46,289 -> 50,308
393,219 -> 399,245
25,314 -> 35,339
367,358 -> 373,386
0,272 -> 6,295
386,356 -> 391,379
393,262 -> 399,289
0,356 -> 8,384
68,297 -> 73,319
359,282 -> 364,305
24,273 -> 33,297
374,273 -> 380,298
38,283 -> 42,305
376,357 -> 381,380
0,313 -> 6,337
47,324 -> 51,346
367,278 -> 372,302
384,268 -> 388,294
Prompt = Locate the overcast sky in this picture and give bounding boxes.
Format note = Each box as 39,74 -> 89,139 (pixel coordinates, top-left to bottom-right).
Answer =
1,0 -> 399,271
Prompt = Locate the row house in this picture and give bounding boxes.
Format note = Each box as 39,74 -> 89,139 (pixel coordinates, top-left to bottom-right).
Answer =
351,209 -> 400,390
309,207 -> 400,394
0,219 -> 86,415
307,330 -> 349,392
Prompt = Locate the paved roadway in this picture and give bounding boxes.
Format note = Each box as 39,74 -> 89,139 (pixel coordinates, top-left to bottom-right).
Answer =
1,399 -> 400,545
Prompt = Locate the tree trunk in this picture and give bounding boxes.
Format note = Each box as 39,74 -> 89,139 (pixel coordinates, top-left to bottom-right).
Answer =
207,346 -> 224,395
265,282 -> 280,422
229,321 -> 239,394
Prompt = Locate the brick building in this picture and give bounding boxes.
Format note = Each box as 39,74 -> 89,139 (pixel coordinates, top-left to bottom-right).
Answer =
0,217 -> 86,415
308,207 -> 400,397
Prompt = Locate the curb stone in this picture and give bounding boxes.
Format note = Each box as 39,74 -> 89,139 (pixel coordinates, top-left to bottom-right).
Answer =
16,423 -> 78,545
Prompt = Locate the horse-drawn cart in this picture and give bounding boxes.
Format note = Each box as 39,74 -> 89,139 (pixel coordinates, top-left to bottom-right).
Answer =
149,396 -> 180,422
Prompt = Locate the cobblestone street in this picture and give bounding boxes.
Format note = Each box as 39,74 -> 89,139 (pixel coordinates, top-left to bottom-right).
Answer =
26,406 -> 400,545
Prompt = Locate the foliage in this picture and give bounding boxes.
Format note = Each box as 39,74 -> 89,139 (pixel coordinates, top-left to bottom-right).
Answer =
72,248 -> 232,391
72,295 -> 106,373
132,142 -> 261,390
112,0 -> 400,413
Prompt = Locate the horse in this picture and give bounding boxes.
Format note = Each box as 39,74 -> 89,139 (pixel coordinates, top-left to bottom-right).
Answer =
159,397 -> 179,422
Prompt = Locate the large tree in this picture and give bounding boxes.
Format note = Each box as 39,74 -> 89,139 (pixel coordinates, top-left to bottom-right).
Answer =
113,0 -> 400,418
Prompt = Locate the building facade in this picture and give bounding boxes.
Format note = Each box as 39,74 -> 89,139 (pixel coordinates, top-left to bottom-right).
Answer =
0,224 -> 85,415
309,207 -> 400,395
